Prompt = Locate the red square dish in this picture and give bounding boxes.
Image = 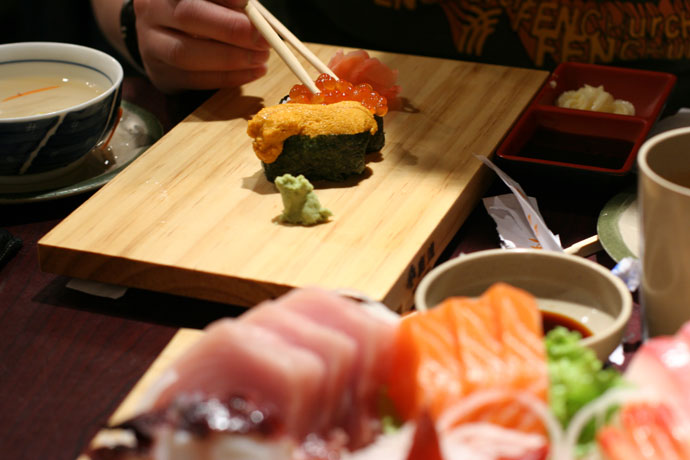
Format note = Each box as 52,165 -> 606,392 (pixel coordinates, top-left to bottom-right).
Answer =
496,62 -> 676,177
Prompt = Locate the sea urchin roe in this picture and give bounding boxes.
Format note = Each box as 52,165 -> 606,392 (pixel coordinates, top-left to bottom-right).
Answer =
288,73 -> 388,117
247,101 -> 378,164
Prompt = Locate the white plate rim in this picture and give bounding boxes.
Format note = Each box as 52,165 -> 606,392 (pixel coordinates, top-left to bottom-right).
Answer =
597,186 -> 638,262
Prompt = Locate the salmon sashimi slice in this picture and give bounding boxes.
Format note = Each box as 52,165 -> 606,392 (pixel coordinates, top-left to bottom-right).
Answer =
242,302 -> 358,436
147,319 -> 326,439
443,296 -> 503,392
387,283 -> 548,435
480,283 -> 548,433
388,307 -> 465,421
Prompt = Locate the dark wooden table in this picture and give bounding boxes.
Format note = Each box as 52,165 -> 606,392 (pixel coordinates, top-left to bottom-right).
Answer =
0,76 -> 641,460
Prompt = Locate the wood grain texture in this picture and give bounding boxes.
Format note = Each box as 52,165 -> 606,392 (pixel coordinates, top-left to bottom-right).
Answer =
38,44 -> 548,311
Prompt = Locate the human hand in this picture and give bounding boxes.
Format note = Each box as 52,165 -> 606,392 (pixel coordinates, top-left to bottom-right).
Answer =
133,0 -> 271,93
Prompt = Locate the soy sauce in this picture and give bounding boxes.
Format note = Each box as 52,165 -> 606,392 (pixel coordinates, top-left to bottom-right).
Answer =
542,310 -> 592,338
519,127 -> 633,170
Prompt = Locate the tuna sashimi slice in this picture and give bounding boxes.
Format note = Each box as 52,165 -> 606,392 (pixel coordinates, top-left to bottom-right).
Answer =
242,302 -> 358,436
147,319 -> 326,439
625,335 -> 690,415
276,287 -> 396,448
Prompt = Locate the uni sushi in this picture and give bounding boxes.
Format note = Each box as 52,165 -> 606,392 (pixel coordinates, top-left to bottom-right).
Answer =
247,73 -> 388,182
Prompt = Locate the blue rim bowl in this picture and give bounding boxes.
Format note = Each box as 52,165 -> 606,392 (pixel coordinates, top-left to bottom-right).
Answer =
0,42 -> 123,177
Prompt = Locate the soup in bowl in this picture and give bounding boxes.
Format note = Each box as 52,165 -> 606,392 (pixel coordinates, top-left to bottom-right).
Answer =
0,42 -> 123,178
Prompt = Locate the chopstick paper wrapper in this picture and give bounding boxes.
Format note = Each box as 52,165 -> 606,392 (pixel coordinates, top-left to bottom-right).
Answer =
476,155 -> 563,252
477,155 -> 640,290
483,193 -> 559,251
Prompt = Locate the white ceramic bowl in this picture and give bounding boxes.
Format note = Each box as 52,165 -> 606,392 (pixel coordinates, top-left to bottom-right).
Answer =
415,249 -> 633,362
0,42 -> 123,178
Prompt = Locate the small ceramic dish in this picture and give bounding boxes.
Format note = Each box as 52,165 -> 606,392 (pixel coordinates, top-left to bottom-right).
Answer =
0,42 -> 123,176
496,62 -> 676,178
597,186 -> 639,262
415,248 -> 633,362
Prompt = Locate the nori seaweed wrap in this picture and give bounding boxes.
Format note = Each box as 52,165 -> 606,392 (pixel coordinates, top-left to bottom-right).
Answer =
262,115 -> 384,182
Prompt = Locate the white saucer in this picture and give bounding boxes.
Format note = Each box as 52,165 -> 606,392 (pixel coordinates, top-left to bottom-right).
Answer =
597,187 -> 639,262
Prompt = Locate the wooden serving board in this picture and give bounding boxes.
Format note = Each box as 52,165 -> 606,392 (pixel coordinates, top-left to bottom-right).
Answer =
38,44 -> 548,311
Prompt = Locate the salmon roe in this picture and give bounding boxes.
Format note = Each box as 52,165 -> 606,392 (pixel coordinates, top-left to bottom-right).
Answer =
288,73 -> 388,117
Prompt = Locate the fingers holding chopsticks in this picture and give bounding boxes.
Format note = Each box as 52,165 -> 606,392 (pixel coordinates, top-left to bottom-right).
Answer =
133,0 -> 271,92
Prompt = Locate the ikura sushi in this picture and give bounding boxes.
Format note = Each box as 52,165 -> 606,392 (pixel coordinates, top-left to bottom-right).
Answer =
247,72 -> 389,183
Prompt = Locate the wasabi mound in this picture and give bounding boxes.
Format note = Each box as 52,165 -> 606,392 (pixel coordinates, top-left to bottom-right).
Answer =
275,174 -> 332,226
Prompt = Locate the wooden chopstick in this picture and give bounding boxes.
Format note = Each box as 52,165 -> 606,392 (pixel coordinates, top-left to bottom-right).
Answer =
245,0 -> 337,93
563,235 -> 602,257
248,0 -> 337,80
245,1 -> 318,92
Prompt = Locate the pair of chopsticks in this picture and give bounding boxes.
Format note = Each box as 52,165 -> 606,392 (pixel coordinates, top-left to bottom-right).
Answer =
245,0 -> 337,93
